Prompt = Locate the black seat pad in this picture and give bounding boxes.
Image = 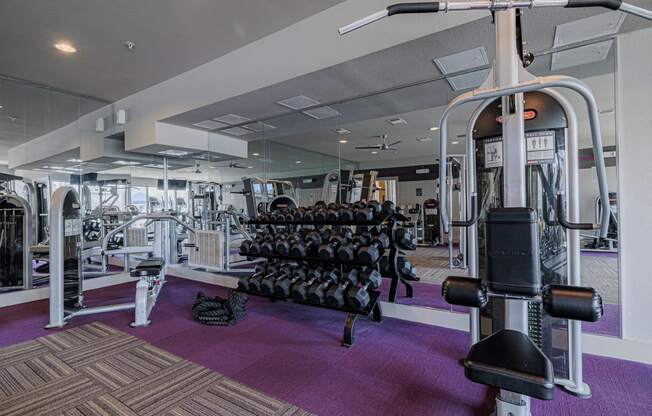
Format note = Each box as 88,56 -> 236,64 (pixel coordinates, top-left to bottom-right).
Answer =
130,258 -> 165,277
464,329 -> 554,400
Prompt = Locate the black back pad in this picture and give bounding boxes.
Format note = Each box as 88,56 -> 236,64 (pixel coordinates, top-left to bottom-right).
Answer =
486,208 -> 541,296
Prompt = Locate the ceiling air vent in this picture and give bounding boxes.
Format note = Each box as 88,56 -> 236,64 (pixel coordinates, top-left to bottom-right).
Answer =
434,47 -> 490,91
276,95 -> 321,110
213,114 -> 251,125
193,120 -> 228,130
302,106 -> 341,120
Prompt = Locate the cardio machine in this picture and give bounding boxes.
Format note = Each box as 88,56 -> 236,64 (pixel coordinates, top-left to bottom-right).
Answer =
340,1 -> 652,415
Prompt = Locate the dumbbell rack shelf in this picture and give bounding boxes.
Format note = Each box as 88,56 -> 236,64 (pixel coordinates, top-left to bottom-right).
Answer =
241,209 -> 416,346
238,251 -> 382,268
245,215 -> 391,227
235,288 -> 383,347
248,212 -> 418,302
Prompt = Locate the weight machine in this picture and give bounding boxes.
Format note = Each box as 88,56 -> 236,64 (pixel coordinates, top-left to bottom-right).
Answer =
0,193 -> 33,291
340,1 -> 652,415
242,177 -> 298,218
47,186 -> 195,328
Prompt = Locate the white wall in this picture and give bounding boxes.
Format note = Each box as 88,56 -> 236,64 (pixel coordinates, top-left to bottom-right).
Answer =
616,27 -> 652,344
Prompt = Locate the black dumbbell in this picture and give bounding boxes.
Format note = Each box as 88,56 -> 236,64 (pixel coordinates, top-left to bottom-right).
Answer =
337,232 -> 389,263
261,233 -> 289,255
314,205 -> 329,222
326,269 -> 360,307
336,233 -> 371,262
397,256 -> 418,280
275,267 -> 309,297
326,203 -> 340,222
357,232 -> 390,263
318,230 -> 352,259
293,207 -> 307,221
240,239 -> 254,253
355,200 -> 381,222
291,267 -> 326,301
248,264 -> 280,292
395,228 -> 417,250
290,230 -> 327,257
338,204 -> 355,223
308,268 -> 341,304
381,200 -> 396,214
237,263 -> 269,291
275,232 -> 305,256
243,235 -> 267,255
260,264 -> 294,295
346,269 -> 382,309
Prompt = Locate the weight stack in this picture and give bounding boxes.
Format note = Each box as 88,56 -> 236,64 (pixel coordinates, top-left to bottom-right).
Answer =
188,230 -> 224,271
126,227 -> 147,247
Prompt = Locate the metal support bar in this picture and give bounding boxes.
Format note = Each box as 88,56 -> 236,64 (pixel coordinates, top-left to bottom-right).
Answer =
437,75 -> 611,238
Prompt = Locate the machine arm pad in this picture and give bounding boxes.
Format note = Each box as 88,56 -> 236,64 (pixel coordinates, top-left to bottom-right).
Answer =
565,0 -> 622,10
442,276 -> 489,308
388,3 -> 440,16
542,284 -> 603,322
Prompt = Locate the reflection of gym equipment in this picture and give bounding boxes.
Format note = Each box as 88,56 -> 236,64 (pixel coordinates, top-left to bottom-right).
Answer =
582,192 -> 618,252
242,177 -> 297,218
47,188 -> 192,329
339,1 -> 650,413
24,181 -> 49,245
321,169 -> 377,204
0,193 -> 33,290
445,155 -> 467,269
422,199 -> 440,245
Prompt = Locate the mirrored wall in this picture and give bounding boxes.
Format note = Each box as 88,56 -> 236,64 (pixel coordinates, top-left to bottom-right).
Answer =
0,34 -> 621,338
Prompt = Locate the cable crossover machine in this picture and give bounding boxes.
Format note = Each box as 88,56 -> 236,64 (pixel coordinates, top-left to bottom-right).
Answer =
340,1 -> 652,415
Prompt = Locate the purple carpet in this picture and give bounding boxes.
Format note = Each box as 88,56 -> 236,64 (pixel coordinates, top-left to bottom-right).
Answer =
1,277 -> 649,416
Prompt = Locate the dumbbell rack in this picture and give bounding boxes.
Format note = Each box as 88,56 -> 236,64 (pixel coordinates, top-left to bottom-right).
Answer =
239,212 -> 411,346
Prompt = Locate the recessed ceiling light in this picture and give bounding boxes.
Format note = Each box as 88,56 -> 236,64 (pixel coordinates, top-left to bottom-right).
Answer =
54,42 -> 76,53
112,160 -> 141,166
0,105 -> 3,109
339,139 -> 348,144
295,160 -> 302,164
416,137 -> 433,143
451,141 -> 460,145
158,149 -> 190,157
67,159 -> 82,163
430,126 -> 439,131
371,151 -> 378,154
252,152 -> 260,156
247,166 -> 254,169
386,117 -> 407,126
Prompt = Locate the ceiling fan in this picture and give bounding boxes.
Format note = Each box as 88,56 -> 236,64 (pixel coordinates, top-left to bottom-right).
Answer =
223,162 -> 248,169
355,134 -> 402,152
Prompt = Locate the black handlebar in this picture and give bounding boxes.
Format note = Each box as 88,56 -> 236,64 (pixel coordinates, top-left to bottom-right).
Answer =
556,194 -> 598,231
565,0 -> 622,10
387,2 -> 440,16
451,195 -> 479,228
